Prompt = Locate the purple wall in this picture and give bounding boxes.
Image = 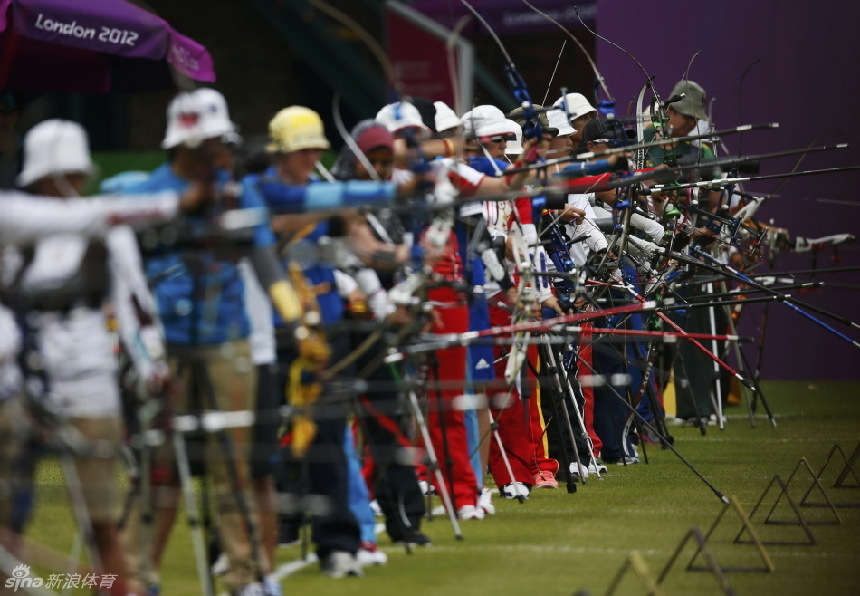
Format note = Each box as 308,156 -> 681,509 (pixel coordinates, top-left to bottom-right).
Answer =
409,0 -> 597,34
596,0 -> 860,380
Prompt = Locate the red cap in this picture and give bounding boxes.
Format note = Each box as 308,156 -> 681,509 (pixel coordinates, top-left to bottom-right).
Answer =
357,126 -> 394,154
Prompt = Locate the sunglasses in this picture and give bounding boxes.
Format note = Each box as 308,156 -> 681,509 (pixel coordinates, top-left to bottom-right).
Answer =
481,134 -> 516,143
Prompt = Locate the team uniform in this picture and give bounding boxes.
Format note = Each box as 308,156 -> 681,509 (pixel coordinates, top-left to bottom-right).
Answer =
123,163 -> 271,592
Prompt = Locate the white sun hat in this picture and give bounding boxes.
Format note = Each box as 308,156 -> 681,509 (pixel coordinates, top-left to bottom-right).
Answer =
505,126 -> 523,157
376,101 -> 430,134
462,105 -> 519,139
434,100 -> 462,133
547,108 -> 576,136
554,92 -> 597,121
161,88 -> 237,149
17,119 -> 93,187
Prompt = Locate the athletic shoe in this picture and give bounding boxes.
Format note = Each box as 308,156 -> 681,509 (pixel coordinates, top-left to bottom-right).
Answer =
211,552 -> 228,576
708,414 -> 726,426
479,486 -> 496,514
569,461 -> 589,480
369,499 -> 383,517
679,417 -> 708,429
605,456 -> 640,465
457,504 -> 485,520
357,542 -> 388,566
264,578 -> 283,596
418,480 -> 436,496
500,482 -> 530,499
587,461 -> 608,475
533,471 -> 559,489
320,551 -> 364,578
393,530 -> 431,546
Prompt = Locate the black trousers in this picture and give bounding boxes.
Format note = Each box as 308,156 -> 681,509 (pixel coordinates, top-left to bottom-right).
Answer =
354,341 -> 425,542
276,332 -> 359,557
671,284 -> 723,420
537,342 -> 593,475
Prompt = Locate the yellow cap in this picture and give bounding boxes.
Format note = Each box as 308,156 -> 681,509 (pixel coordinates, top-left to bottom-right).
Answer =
266,106 -> 330,153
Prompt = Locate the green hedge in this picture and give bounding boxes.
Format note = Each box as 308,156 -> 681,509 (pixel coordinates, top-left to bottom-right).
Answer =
87,149 -> 339,195
87,151 -> 164,195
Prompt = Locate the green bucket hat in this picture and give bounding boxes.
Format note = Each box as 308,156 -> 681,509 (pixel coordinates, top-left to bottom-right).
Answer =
669,80 -> 708,121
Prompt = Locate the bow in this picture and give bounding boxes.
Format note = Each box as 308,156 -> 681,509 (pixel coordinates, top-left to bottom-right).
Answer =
520,0 -> 613,105
455,0 -> 543,389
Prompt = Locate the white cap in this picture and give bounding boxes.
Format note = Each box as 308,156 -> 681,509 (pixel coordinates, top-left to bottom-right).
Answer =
462,105 -> 519,139
505,126 -> 523,156
376,101 -> 430,134
547,108 -> 575,136
161,88 -> 237,149
17,119 -> 93,187
502,119 -> 523,138
554,92 -> 597,121
434,101 -> 461,132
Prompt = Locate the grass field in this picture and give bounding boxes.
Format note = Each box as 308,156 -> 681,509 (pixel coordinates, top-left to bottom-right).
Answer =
21,380 -> 860,595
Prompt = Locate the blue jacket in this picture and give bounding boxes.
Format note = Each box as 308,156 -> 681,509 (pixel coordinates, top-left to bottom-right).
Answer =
250,170 -> 343,326
466,156 -> 510,178
126,163 -> 275,345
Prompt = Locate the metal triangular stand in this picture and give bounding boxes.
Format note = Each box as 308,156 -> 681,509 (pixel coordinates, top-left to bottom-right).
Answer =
800,443 -> 860,507
687,496 -> 774,572
604,551 -> 665,596
735,475 -> 816,545
657,527 -> 737,595
833,442 -> 860,488
783,457 -> 842,523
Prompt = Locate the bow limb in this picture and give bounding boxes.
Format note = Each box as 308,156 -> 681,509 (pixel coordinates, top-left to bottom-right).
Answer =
574,5 -> 661,106
457,0 -> 542,140
503,218 -> 536,385
306,0 -> 402,96
635,80 -> 652,171
444,14 -> 473,120
309,0 -> 411,183
455,0 -> 545,387
520,0 -> 613,102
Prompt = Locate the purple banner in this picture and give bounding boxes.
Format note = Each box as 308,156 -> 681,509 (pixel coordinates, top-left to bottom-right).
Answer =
13,0 -> 168,58
409,0 -> 596,35
0,0 -> 214,83
165,26 -> 212,80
